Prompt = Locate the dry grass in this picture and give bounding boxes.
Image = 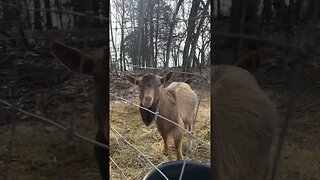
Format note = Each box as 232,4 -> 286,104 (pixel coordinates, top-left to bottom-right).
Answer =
0,121 -> 101,180
109,89 -> 211,179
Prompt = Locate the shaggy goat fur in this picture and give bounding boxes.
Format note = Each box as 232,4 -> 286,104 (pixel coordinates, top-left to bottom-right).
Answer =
212,65 -> 278,180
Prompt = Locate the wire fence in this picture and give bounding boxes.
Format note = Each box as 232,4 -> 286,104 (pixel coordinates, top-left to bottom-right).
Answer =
0,1 -> 210,180
213,1 -> 319,180
109,0 -> 211,177
0,1 -> 110,180
1,0 -> 319,179
109,64 -> 211,179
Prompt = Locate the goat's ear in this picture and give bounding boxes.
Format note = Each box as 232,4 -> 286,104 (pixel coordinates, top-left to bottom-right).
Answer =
234,51 -> 261,72
126,75 -> 140,85
184,78 -> 192,84
50,41 -> 94,75
161,71 -> 174,84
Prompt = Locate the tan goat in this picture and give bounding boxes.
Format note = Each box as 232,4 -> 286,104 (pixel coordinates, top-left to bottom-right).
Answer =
212,62 -> 278,179
126,72 -> 197,160
50,42 -> 108,180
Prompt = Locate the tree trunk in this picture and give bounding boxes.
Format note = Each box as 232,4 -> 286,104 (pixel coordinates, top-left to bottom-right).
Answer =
182,0 -> 201,72
92,0 -> 103,27
230,0 -> 261,50
154,0 -> 160,68
120,0 -> 125,70
24,0 -> 32,29
110,17 -> 118,71
142,24 -> 148,67
177,39 -> 183,67
137,0 -> 145,68
165,0 -> 184,68
72,0 -> 86,28
245,0 -> 261,36
44,0 -> 53,30
148,0 -> 155,67
273,0 -> 288,22
262,0 -> 272,21
184,0 -> 209,72
54,0 -> 64,29
217,0 -> 221,18
34,0 -> 42,30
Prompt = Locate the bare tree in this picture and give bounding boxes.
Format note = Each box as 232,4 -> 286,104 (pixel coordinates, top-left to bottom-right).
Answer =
120,0 -> 126,70
54,0 -> 64,29
34,0 -> 42,30
182,0 -> 201,72
44,0 -> 53,30
154,0 -> 160,68
165,0 -> 184,68
148,0 -> 155,67
182,0 -> 210,72
110,17 -> 118,71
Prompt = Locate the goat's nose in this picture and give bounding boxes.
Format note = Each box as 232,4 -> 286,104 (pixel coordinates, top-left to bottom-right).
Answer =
145,96 -> 152,102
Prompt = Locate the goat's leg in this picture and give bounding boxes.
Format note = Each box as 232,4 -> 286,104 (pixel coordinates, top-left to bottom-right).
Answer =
183,118 -> 192,132
174,132 -> 183,160
184,124 -> 188,131
160,132 -> 169,156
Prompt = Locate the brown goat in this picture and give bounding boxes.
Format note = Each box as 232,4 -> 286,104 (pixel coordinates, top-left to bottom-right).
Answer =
50,42 -> 108,180
126,72 -> 197,160
212,63 -> 278,179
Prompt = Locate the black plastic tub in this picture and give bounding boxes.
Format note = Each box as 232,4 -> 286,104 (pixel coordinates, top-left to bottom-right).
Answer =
143,160 -> 211,180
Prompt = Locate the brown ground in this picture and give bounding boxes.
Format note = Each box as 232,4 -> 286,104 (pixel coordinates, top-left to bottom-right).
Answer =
266,65 -> 320,180
0,76 -> 103,180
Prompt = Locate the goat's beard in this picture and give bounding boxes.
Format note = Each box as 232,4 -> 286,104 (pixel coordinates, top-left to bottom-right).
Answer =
141,100 -> 153,108
139,103 -> 156,126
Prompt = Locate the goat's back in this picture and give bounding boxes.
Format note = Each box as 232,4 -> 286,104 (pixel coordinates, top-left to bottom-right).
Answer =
212,65 -> 277,180
166,82 -> 197,123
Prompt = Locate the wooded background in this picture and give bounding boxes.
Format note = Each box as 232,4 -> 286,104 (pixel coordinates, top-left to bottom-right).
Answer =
110,0 -> 211,73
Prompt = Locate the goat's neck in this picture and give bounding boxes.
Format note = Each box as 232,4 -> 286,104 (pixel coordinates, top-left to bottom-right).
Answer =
158,88 -> 170,108
139,87 -> 170,126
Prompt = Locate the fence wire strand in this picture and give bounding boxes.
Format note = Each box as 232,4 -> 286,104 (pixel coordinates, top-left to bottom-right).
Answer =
0,1 -> 109,180
110,157 -> 128,180
179,66 -> 209,180
117,96 -> 210,148
0,99 -> 110,150
111,126 -> 170,180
